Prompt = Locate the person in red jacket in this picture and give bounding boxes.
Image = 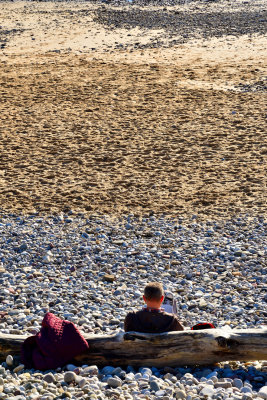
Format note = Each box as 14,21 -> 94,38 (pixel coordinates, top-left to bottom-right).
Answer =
124,282 -> 184,333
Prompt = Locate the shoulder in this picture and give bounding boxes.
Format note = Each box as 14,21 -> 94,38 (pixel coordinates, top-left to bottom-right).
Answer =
125,310 -> 138,318
160,310 -> 176,319
124,310 -> 138,322
125,309 -> 146,322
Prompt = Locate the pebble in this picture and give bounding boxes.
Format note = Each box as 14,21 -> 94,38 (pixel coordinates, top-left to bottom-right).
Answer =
13,365 -> 24,374
103,274 -> 116,282
199,385 -> 215,397
43,373 -> 56,384
259,387 -> 267,399
234,378 -> 244,389
5,355 -> 13,367
0,213 -> 266,400
175,389 -> 187,399
107,376 -> 122,388
66,364 -> 77,372
150,380 -> 161,392
82,365 -> 99,376
64,371 -> 76,383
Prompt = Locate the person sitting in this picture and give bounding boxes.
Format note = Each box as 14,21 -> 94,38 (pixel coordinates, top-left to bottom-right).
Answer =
124,282 -> 184,333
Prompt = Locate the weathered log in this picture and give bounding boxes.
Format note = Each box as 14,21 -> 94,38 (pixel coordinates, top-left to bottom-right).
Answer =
0,328 -> 266,368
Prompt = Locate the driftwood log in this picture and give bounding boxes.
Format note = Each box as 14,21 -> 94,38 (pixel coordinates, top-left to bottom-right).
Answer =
0,328 -> 266,368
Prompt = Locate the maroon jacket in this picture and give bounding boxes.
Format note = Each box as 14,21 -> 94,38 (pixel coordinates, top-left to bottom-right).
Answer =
124,308 -> 184,333
21,312 -> 89,370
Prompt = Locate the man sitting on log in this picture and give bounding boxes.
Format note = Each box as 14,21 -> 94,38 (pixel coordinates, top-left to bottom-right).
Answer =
124,282 -> 184,333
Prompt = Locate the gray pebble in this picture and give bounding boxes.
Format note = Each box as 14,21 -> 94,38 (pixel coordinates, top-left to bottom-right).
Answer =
43,373 -> 56,384
150,380 -> 161,392
64,371 -> 76,383
175,389 -> 187,399
107,377 -> 122,388
259,387 -> 267,399
6,355 -> 13,367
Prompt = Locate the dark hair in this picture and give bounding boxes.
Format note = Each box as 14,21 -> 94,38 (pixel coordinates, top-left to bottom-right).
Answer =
144,282 -> 164,301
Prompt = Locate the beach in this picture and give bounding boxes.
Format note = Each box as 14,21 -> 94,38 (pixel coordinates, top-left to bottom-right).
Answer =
0,1 -> 266,399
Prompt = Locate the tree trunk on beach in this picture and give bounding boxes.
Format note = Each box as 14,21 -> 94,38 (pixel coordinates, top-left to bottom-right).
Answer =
0,328 -> 266,368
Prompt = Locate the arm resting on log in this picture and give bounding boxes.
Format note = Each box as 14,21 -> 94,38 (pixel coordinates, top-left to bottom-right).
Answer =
0,328 -> 266,368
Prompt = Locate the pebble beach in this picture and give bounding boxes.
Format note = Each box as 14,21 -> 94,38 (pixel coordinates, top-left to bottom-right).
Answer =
0,0 -> 266,399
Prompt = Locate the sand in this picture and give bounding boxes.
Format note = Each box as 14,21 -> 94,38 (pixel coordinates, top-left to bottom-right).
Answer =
0,1 -> 266,218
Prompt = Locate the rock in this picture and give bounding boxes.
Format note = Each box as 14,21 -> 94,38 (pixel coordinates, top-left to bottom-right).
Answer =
242,395 -> 252,400
43,251 -> 53,263
241,387 -> 252,394
103,274 -> 116,282
233,378 -> 243,389
199,298 -> 207,307
150,380 -> 161,392
259,387 -> 267,399
102,366 -> 115,375
111,367 -> 123,376
0,367 -> 5,375
110,318 -> 120,325
43,373 -> 56,383
13,364 -> 24,373
78,378 -> 87,388
66,364 -> 77,372
83,365 -> 99,376
175,389 -> 186,399
155,389 -> 166,397
199,385 -> 215,397
6,355 -> 13,366
214,381 -> 232,389
107,377 -> 122,388
64,371 -> 76,383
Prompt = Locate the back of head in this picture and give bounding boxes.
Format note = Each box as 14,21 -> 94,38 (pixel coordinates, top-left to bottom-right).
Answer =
144,282 -> 164,301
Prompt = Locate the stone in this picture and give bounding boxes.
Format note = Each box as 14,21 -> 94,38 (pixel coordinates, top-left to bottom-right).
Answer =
83,365 -> 98,376
199,298 -> 207,307
64,371 -> 76,383
102,366 -> 115,375
78,378 -> 87,388
259,387 -> 267,399
7,397 -> 26,400
155,390 -> 166,397
199,385 -> 215,397
6,355 -> 13,366
150,380 -> 161,392
43,373 -> 56,384
233,378 -> 243,389
107,377 -> 122,388
112,367 -> 124,377
241,387 -> 252,394
175,389 -> 186,399
242,395 -> 252,400
103,274 -> 116,282
214,381 -> 232,389
66,364 -> 77,372
13,364 -> 24,373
